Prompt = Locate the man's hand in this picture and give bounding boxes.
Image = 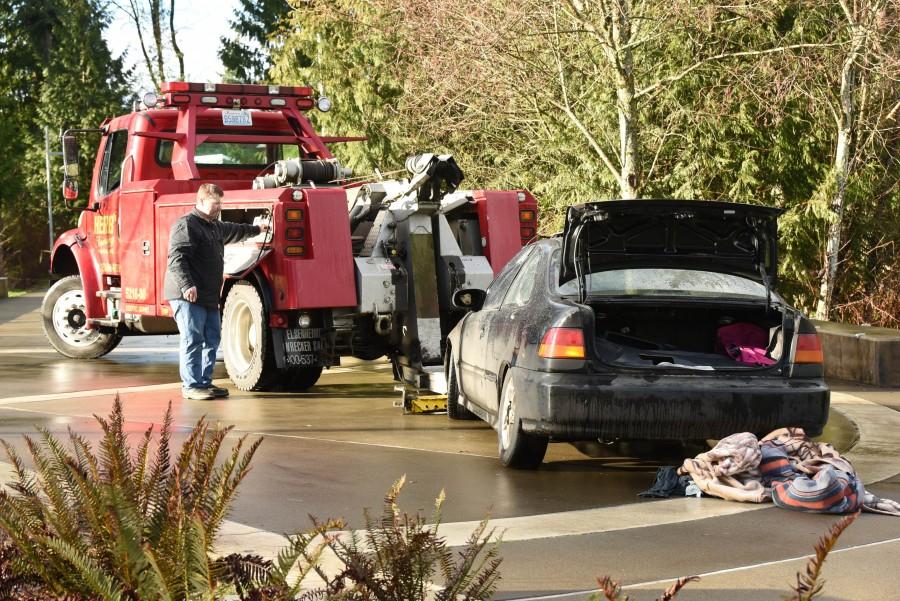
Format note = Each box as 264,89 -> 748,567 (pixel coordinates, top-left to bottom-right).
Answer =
258,222 -> 270,233
183,286 -> 198,302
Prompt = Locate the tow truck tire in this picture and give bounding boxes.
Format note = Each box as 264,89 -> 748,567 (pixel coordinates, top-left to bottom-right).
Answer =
41,275 -> 122,359
285,365 -> 323,391
498,373 -> 548,469
446,356 -> 477,420
222,282 -> 277,391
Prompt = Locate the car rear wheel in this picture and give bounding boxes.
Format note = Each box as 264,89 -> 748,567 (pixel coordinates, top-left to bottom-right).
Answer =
222,281 -> 277,391
498,373 -> 548,469
41,275 -> 121,359
447,354 -> 477,420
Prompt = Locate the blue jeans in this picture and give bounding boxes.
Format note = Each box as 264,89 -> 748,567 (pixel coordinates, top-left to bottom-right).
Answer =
170,300 -> 221,390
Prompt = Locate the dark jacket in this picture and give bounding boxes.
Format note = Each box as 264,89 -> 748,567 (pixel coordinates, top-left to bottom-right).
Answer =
164,209 -> 260,308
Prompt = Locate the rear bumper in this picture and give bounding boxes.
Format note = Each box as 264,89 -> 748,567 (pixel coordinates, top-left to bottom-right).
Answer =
511,367 -> 830,441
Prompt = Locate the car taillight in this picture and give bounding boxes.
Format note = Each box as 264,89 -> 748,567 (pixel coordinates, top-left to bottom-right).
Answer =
538,327 -> 586,359
794,333 -> 823,364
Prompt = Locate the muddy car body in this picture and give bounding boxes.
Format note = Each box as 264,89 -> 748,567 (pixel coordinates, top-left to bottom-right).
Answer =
445,199 -> 830,468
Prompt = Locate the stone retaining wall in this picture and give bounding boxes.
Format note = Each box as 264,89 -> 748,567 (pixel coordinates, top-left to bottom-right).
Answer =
814,320 -> 900,387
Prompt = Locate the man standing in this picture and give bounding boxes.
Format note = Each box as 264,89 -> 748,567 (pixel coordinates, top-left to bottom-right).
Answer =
164,183 -> 269,400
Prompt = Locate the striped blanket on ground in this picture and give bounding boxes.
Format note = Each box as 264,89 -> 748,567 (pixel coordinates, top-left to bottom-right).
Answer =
678,427 -> 900,516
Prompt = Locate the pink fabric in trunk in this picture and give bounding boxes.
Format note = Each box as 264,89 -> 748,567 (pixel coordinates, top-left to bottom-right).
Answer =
716,322 -> 777,366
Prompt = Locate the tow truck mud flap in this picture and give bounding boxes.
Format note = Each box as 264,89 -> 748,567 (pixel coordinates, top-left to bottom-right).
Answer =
271,327 -> 322,368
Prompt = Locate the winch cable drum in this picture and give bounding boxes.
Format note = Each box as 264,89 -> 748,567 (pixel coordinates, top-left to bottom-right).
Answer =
253,158 -> 351,189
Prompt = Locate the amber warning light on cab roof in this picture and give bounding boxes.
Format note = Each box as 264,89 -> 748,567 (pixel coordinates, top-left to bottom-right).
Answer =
152,81 -> 331,112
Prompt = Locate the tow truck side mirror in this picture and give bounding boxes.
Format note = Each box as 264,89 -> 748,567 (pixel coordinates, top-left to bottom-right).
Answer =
452,288 -> 486,312
61,134 -> 80,203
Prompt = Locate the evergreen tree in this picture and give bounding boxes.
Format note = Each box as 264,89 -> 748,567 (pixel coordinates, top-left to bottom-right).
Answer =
269,0 -> 411,178
0,0 -> 129,284
219,0 -> 291,83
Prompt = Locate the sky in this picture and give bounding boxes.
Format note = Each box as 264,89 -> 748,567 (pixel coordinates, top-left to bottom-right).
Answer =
103,0 -> 242,93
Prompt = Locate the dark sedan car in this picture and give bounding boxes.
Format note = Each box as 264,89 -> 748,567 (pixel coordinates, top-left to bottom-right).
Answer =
444,199 -> 829,468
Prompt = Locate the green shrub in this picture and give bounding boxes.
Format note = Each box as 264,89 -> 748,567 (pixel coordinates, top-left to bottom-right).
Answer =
0,400 -> 500,601
0,395 -> 261,600
224,476 -> 502,601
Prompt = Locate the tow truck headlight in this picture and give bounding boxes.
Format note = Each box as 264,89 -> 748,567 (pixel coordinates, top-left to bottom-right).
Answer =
141,91 -> 158,108
298,313 -> 312,328
317,96 -> 332,112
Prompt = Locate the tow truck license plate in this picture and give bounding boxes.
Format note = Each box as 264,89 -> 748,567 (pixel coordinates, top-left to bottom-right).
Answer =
283,327 -> 321,367
222,110 -> 252,126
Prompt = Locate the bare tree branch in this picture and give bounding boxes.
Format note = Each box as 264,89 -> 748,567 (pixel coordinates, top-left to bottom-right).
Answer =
150,0 -> 165,82
635,43 -> 845,99
170,0 -> 185,80
551,4 -> 623,186
111,0 -> 159,88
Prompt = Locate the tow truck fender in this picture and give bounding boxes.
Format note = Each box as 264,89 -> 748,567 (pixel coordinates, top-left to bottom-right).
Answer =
51,230 -> 105,321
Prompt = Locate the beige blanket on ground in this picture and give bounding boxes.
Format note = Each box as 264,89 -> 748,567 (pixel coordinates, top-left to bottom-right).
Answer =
678,432 -> 770,503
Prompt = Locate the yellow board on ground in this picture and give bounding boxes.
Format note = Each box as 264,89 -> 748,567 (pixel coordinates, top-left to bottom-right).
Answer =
409,394 -> 447,414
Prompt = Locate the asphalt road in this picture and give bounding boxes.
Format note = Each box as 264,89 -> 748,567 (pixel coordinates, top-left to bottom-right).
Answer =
2,290 -> 900,600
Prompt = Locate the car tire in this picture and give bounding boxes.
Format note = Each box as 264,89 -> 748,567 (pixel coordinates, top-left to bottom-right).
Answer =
285,365 -> 323,391
222,281 -> 277,391
41,275 -> 122,359
447,355 -> 477,420
498,372 -> 548,469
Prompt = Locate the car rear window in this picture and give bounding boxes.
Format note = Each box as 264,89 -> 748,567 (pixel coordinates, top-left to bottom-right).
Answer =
555,267 -> 768,299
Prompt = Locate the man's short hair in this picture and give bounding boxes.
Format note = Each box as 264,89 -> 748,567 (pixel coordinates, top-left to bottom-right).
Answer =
197,183 -> 224,203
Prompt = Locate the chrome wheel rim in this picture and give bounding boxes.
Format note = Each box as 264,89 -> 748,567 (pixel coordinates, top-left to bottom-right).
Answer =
52,289 -> 101,348
224,298 -> 258,373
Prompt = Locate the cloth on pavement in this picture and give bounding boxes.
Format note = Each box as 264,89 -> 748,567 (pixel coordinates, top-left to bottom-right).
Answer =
676,427 -> 900,516
638,467 -> 692,498
678,432 -> 769,503
760,427 -> 863,514
863,493 -> 900,516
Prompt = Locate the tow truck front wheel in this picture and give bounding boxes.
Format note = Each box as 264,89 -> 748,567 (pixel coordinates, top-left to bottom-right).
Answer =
41,275 -> 121,359
222,282 -> 277,391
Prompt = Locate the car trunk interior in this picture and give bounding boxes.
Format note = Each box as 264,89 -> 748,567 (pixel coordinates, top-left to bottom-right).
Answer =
589,301 -> 789,371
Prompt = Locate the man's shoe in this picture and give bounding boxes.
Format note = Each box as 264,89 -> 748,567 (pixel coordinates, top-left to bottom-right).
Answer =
208,385 -> 230,398
182,387 -> 215,400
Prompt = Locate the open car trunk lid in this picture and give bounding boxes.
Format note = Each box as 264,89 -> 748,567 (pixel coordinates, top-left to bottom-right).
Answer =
559,200 -> 783,295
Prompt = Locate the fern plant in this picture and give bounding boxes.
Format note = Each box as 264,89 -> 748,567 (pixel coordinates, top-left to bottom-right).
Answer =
232,475 -> 503,601
0,395 -> 261,600
317,475 -> 502,601
787,511 -> 860,601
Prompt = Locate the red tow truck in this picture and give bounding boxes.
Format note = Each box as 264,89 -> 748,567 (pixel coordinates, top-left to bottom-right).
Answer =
44,81 -> 538,396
